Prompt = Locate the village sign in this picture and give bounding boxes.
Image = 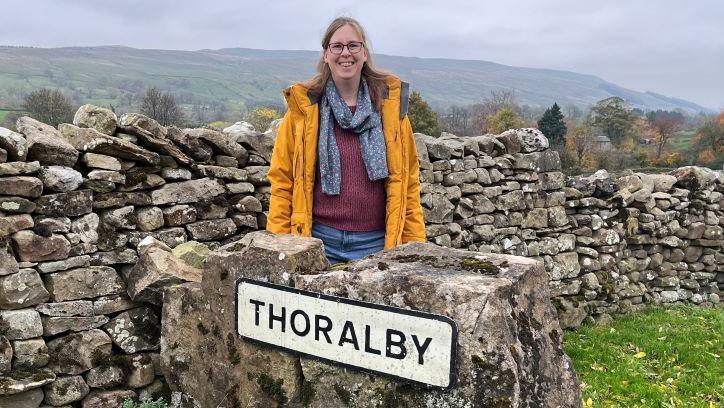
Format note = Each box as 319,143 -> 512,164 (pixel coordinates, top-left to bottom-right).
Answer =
236,278 -> 458,388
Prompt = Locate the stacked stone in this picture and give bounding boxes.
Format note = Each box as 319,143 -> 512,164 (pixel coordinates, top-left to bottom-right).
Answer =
0,105 -> 273,407
1,101 -> 722,403
556,166 -> 723,327
415,129 -> 578,312
414,128 -> 721,329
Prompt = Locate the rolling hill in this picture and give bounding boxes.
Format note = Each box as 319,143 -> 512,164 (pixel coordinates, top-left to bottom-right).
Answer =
0,45 -> 712,116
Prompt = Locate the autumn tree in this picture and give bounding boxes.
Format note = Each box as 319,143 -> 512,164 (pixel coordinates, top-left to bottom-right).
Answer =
565,122 -> 597,166
245,106 -> 282,133
487,108 -> 525,134
408,91 -> 441,136
537,103 -> 567,145
692,112 -> 724,167
472,90 -> 520,133
591,97 -> 635,144
23,88 -> 75,127
651,114 -> 683,159
141,87 -> 185,126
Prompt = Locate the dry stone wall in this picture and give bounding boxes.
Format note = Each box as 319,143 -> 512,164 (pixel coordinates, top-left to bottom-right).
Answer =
0,104 -> 721,406
0,106 -> 272,407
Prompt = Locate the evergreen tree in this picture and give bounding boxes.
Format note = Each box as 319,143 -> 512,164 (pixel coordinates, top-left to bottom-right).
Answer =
537,103 -> 567,145
408,91 -> 441,136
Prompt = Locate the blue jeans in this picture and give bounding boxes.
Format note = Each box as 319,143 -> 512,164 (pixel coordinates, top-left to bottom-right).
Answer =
312,222 -> 385,264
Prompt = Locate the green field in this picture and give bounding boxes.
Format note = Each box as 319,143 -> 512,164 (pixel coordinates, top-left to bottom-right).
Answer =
670,129 -> 696,152
565,306 -> 723,407
0,110 -> 8,124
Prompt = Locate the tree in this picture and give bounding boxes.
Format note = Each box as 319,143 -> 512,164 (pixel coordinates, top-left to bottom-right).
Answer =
692,112 -> 724,167
245,106 -> 281,133
565,122 -> 596,164
440,105 -> 471,136
472,90 -> 520,133
23,88 -> 75,127
487,108 -> 525,134
408,91 -> 441,136
537,103 -> 567,145
590,97 -> 635,144
140,87 -> 185,126
651,115 -> 683,159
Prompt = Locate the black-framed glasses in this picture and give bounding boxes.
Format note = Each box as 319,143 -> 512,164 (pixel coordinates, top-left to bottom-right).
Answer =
327,42 -> 364,54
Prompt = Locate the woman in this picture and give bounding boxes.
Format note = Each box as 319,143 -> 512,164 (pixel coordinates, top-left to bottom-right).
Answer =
266,17 -> 425,263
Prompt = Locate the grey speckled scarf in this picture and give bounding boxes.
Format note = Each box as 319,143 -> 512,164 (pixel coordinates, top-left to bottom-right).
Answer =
318,78 -> 388,195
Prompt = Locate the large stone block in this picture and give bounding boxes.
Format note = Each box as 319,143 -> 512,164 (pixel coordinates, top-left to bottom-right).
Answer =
125,237 -> 202,305
119,113 -> 193,166
163,235 -> 579,407
11,231 -> 70,262
38,165 -> 83,192
46,329 -> 112,375
185,218 -> 237,241
0,176 -> 42,198
0,214 -> 34,238
0,127 -> 28,161
35,300 -> 94,317
670,166 -> 716,190
295,243 -> 580,407
73,104 -> 118,136
0,368 -> 54,396
185,128 -> 248,162
34,190 -> 93,217
59,123 -> 159,164
43,375 -> 90,405
0,309 -> 43,340
0,196 -> 36,213
0,270 -> 50,309
151,177 -> 226,205
11,338 -> 48,370
17,117 -> 78,166
103,307 -> 160,354
41,315 -> 110,336
81,389 -> 137,408
160,233 -> 328,407
43,266 -> 125,302
0,387 -> 43,406
166,127 -> 213,162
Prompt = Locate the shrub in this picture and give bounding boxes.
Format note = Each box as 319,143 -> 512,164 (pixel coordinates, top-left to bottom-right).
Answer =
122,398 -> 168,408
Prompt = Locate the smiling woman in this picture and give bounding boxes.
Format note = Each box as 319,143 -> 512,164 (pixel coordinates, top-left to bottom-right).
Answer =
266,17 -> 426,264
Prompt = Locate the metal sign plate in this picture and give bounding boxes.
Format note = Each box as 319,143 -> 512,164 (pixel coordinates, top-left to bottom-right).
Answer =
236,278 -> 458,388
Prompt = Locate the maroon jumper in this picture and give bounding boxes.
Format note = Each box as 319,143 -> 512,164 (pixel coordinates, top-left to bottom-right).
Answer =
313,106 -> 387,231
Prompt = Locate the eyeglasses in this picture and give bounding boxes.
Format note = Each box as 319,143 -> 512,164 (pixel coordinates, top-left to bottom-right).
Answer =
327,42 -> 364,54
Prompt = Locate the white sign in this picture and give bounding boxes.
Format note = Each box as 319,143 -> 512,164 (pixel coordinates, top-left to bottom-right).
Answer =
236,278 -> 458,388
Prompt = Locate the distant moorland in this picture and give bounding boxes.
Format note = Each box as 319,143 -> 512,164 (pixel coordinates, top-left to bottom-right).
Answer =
0,45 -> 713,117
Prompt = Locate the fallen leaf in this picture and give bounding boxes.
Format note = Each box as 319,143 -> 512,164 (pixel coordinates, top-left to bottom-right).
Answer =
634,351 -> 647,359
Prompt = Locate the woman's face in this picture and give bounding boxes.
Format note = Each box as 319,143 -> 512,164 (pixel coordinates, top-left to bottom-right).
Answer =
324,24 -> 368,86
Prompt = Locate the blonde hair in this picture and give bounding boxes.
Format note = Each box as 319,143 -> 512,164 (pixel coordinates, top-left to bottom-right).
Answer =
302,17 -> 390,112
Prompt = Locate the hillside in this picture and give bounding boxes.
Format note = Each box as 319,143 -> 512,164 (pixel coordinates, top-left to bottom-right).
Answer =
0,45 -> 712,115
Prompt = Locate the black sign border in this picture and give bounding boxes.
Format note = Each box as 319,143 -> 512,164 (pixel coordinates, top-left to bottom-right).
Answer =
234,277 -> 458,390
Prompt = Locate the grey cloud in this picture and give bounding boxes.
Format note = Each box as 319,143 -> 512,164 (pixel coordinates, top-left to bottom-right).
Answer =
2,0 -> 723,108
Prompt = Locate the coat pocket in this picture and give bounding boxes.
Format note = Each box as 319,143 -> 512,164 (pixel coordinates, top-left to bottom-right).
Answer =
290,212 -> 306,235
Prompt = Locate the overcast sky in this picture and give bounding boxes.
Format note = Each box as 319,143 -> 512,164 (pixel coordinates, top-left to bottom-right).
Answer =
2,0 -> 722,109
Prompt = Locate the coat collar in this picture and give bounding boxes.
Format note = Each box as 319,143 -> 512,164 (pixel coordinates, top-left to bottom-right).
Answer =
283,76 -> 410,119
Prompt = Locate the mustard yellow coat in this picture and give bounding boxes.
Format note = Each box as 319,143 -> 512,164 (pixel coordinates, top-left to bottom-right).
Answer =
266,76 -> 426,249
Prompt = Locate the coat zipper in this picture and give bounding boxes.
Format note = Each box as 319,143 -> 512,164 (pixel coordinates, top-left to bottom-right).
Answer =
394,128 -> 404,246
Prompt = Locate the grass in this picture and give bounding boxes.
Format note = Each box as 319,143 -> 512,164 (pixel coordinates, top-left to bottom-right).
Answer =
564,306 -> 723,407
669,130 -> 696,152
0,110 -> 7,124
